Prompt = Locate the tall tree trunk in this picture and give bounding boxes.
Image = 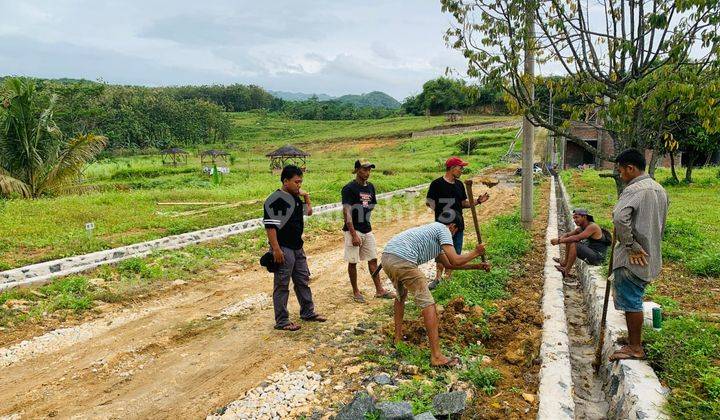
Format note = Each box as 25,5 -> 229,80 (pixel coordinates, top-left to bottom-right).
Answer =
685,152 -> 696,183
669,151 -> 679,183
648,147 -> 661,179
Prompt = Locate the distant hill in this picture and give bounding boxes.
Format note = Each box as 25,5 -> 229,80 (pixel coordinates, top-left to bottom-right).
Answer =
336,91 -> 401,109
269,90 -> 400,109
269,91 -> 335,101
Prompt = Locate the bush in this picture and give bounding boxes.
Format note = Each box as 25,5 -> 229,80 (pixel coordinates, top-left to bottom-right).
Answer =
117,258 -> 162,279
456,137 -> 481,155
459,362 -> 503,395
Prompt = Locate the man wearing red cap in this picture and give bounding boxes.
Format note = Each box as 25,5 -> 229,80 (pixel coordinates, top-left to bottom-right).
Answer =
425,157 -> 489,289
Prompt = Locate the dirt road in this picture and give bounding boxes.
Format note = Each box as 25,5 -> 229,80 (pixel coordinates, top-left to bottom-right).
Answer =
0,175 -> 519,419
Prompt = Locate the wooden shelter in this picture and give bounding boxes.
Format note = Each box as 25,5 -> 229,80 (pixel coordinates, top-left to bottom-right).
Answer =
160,148 -> 189,166
444,109 -> 462,122
266,145 -> 310,172
199,149 -> 230,165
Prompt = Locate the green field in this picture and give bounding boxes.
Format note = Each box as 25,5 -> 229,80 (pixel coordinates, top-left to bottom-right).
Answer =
562,168 -> 720,419
228,111 -> 514,146
0,113 -> 519,269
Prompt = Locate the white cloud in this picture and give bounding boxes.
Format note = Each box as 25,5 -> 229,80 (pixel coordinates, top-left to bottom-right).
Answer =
0,0 -> 470,98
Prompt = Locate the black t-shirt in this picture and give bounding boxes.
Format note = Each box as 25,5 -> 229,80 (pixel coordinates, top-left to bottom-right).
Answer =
341,181 -> 377,233
426,176 -> 467,231
263,189 -> 305,250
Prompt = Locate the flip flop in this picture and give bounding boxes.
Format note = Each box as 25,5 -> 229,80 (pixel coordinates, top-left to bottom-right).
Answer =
274,322 -> 301,331
375,290 -> 396,299
431,356 -> 462,369
302,314 -> 327,322
609,346 -> 645,361
353,295 -> 366,304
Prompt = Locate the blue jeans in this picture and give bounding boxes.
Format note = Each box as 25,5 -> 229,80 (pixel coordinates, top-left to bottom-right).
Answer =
452,230 -> 464,255
612,267 -> 648,312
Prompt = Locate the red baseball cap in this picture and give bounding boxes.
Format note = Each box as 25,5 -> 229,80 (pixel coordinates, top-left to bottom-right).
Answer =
445,156 -> 469,169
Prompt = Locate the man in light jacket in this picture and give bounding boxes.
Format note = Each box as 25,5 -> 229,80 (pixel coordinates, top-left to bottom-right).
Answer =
609,149 -> 669,361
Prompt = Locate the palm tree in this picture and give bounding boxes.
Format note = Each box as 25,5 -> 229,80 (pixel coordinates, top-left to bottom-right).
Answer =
0,78 -> 107,198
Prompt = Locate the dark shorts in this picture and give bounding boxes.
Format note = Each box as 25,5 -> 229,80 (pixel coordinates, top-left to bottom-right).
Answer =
612,267 -> 648,312
577,242 -> 604,265
452,230 -> 464,255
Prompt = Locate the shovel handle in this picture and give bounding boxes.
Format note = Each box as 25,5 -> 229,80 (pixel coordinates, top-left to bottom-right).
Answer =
594,229 -> 616,374
464,180 -> 487,263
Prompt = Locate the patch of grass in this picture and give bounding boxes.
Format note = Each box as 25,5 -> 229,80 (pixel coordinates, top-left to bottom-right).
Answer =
117,257 -> 163,279
0,275 -> 97,327
394,341 -> 432,372
645,284 -> 681,313
686,251 -> 720,277
459,362 -> 503,395
433,212 -> 532,308
645,317 -> 720,419
387,378 -> 447,414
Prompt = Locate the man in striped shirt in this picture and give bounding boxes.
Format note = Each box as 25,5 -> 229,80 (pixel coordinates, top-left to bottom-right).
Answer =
382,213 -> 488,367
609,149 -> 669,361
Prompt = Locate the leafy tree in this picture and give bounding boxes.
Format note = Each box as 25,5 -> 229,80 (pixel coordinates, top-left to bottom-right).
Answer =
402,77 -> 507,115
0,78 -> 107,198
280,99 -> 399,120
166,84 -> 276,112
442,0 -> 720,191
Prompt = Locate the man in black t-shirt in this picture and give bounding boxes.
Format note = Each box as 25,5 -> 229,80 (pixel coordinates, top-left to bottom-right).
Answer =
425,156 -> 489,289
263,165 -> 326,331
342,159 -> 395,303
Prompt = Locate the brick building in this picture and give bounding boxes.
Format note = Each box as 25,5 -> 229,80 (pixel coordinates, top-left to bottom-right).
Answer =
562,121 -> 677,169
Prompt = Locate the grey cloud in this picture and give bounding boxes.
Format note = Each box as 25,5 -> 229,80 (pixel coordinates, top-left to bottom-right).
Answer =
371,41 -> 398,61
0,35 -> 239,86
1,0 -> 470,98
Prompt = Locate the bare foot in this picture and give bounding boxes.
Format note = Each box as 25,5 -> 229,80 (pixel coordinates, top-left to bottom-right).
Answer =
430,355 -> 461,368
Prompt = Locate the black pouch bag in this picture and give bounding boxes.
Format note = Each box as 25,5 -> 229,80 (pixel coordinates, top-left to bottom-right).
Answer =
260,251 -> 278,273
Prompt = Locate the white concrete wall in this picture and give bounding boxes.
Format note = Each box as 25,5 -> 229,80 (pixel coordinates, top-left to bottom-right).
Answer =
557,178 -> 668,420
537,180 -> 575,420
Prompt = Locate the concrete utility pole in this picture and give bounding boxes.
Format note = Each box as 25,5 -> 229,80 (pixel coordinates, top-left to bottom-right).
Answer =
549,87 -> 555,165
521,3 -> 535,229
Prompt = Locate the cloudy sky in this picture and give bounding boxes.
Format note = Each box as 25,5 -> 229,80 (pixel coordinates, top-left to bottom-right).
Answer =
0,0 -> 474,100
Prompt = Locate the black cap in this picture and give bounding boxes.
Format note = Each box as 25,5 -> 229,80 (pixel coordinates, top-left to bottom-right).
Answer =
573,208 -> 595,222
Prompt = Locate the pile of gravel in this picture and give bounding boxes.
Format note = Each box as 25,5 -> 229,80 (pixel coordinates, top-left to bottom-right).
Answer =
208,363 -> 323,420
216,293 -> 271,318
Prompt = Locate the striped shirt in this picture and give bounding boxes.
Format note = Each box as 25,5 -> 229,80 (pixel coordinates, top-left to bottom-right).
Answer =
383,222 -> 454,265
612,175 -> 669,281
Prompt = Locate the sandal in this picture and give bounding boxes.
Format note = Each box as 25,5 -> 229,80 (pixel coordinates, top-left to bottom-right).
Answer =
431,356 -> 462,369
302,314 -> 327,322
274,322 -> 301,331
375,290 -> 396,299
353,294 -> 366,304
609,345 -> 645,361
553,257 -> 562,264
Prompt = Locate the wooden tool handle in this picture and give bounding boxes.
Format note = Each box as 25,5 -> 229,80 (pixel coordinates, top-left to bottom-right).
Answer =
594,229 -> 616,374
464,179 -> 487,263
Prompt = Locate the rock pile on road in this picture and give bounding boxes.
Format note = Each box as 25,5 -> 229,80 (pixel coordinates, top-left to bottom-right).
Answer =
208,363 -> 322,420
